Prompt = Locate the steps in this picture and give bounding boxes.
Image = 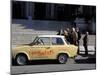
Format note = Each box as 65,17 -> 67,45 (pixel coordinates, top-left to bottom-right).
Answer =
11,19 -> 96,46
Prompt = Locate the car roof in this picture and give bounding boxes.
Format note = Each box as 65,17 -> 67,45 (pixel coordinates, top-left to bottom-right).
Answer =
38,35 -> 64,38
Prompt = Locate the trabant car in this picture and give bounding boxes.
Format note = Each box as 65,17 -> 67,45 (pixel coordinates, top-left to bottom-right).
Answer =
12,35 -> 78,65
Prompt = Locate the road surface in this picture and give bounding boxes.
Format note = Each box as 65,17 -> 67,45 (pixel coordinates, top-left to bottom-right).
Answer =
11,55 -> 96,74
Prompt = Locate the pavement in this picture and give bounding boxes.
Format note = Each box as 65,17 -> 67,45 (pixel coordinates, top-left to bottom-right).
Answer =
11,56 -> 96,74
11,52 -> 96,74
11,64 -> 96,74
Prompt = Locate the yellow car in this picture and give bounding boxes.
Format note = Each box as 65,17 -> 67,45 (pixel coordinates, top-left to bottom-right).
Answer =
12,35 -> 78,65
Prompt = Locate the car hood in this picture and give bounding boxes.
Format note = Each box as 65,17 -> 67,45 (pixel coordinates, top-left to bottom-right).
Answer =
12,44 -> 30,50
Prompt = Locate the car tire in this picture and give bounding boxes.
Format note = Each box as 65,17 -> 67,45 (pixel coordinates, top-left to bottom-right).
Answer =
16,54 -> 28,66
57,54 -> 68,64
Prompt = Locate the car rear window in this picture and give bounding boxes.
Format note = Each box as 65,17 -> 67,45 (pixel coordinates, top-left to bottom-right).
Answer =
51,37 -> 64,45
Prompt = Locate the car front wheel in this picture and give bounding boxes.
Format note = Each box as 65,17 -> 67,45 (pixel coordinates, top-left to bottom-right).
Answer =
57,54 -> 68,64
16,54 -> 28,66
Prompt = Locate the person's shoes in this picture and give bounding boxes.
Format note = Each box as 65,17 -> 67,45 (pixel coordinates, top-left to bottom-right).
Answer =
77,51 -> 80,55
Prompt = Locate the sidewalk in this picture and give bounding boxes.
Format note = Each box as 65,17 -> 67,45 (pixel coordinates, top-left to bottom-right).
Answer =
75,46 -> 96,63
79,46 -> 95,55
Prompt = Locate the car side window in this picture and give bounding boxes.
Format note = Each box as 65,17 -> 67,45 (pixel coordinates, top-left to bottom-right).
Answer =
38,37 -> 50,45
52,37 -> 64,45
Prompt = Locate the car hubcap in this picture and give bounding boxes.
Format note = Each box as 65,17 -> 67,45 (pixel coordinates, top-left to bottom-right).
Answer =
59,55 -> 67,64
17,56 -> 26,65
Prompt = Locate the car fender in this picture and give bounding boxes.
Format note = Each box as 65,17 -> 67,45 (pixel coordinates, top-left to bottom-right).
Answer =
15,51 -> 31,60
56,51 -> 70,59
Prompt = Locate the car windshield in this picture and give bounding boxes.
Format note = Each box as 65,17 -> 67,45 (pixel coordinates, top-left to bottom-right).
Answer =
29,37 -> 39,46
29,37 -> 50,46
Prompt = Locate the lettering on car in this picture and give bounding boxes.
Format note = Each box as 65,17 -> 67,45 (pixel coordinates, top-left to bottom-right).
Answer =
31,50 -> 53,56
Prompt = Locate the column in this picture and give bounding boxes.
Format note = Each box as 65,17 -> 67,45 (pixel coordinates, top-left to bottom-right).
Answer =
31,3 -> 35,19
26,2 -> 29,19
78,6 -> 83,14
45,4 -> 51,19
28,2 -> 32,20
26,2 -> 35,20
50,4 -> 55,19
29,2 -> 35,19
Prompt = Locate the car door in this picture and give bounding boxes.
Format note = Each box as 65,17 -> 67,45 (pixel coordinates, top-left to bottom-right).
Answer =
30,37 -> 53,60
51,37 -> 66,57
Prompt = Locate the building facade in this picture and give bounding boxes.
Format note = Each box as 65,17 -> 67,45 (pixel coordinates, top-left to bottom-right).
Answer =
12,1 -> 96,34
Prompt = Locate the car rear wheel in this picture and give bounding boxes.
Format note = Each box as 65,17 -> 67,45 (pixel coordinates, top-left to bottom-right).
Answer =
16,54 -> 28,66
57,54 -> 68,64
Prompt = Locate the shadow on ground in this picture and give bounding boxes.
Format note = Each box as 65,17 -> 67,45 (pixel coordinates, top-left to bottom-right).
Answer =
12,60 -> 59,66
12,57 -> 96,66
75,54 -> 96,64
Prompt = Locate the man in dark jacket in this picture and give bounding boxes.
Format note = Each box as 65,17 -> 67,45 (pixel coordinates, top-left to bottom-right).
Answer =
83,32 -> 89,55
76,27 -> 81,54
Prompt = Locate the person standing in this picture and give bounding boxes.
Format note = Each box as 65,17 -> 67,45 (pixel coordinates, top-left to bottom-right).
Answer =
66,28 -> 71,43
83,32 -> 89,55
63,30 -> 68,43
71,27 -> 78,45
76,27 -> 81,54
